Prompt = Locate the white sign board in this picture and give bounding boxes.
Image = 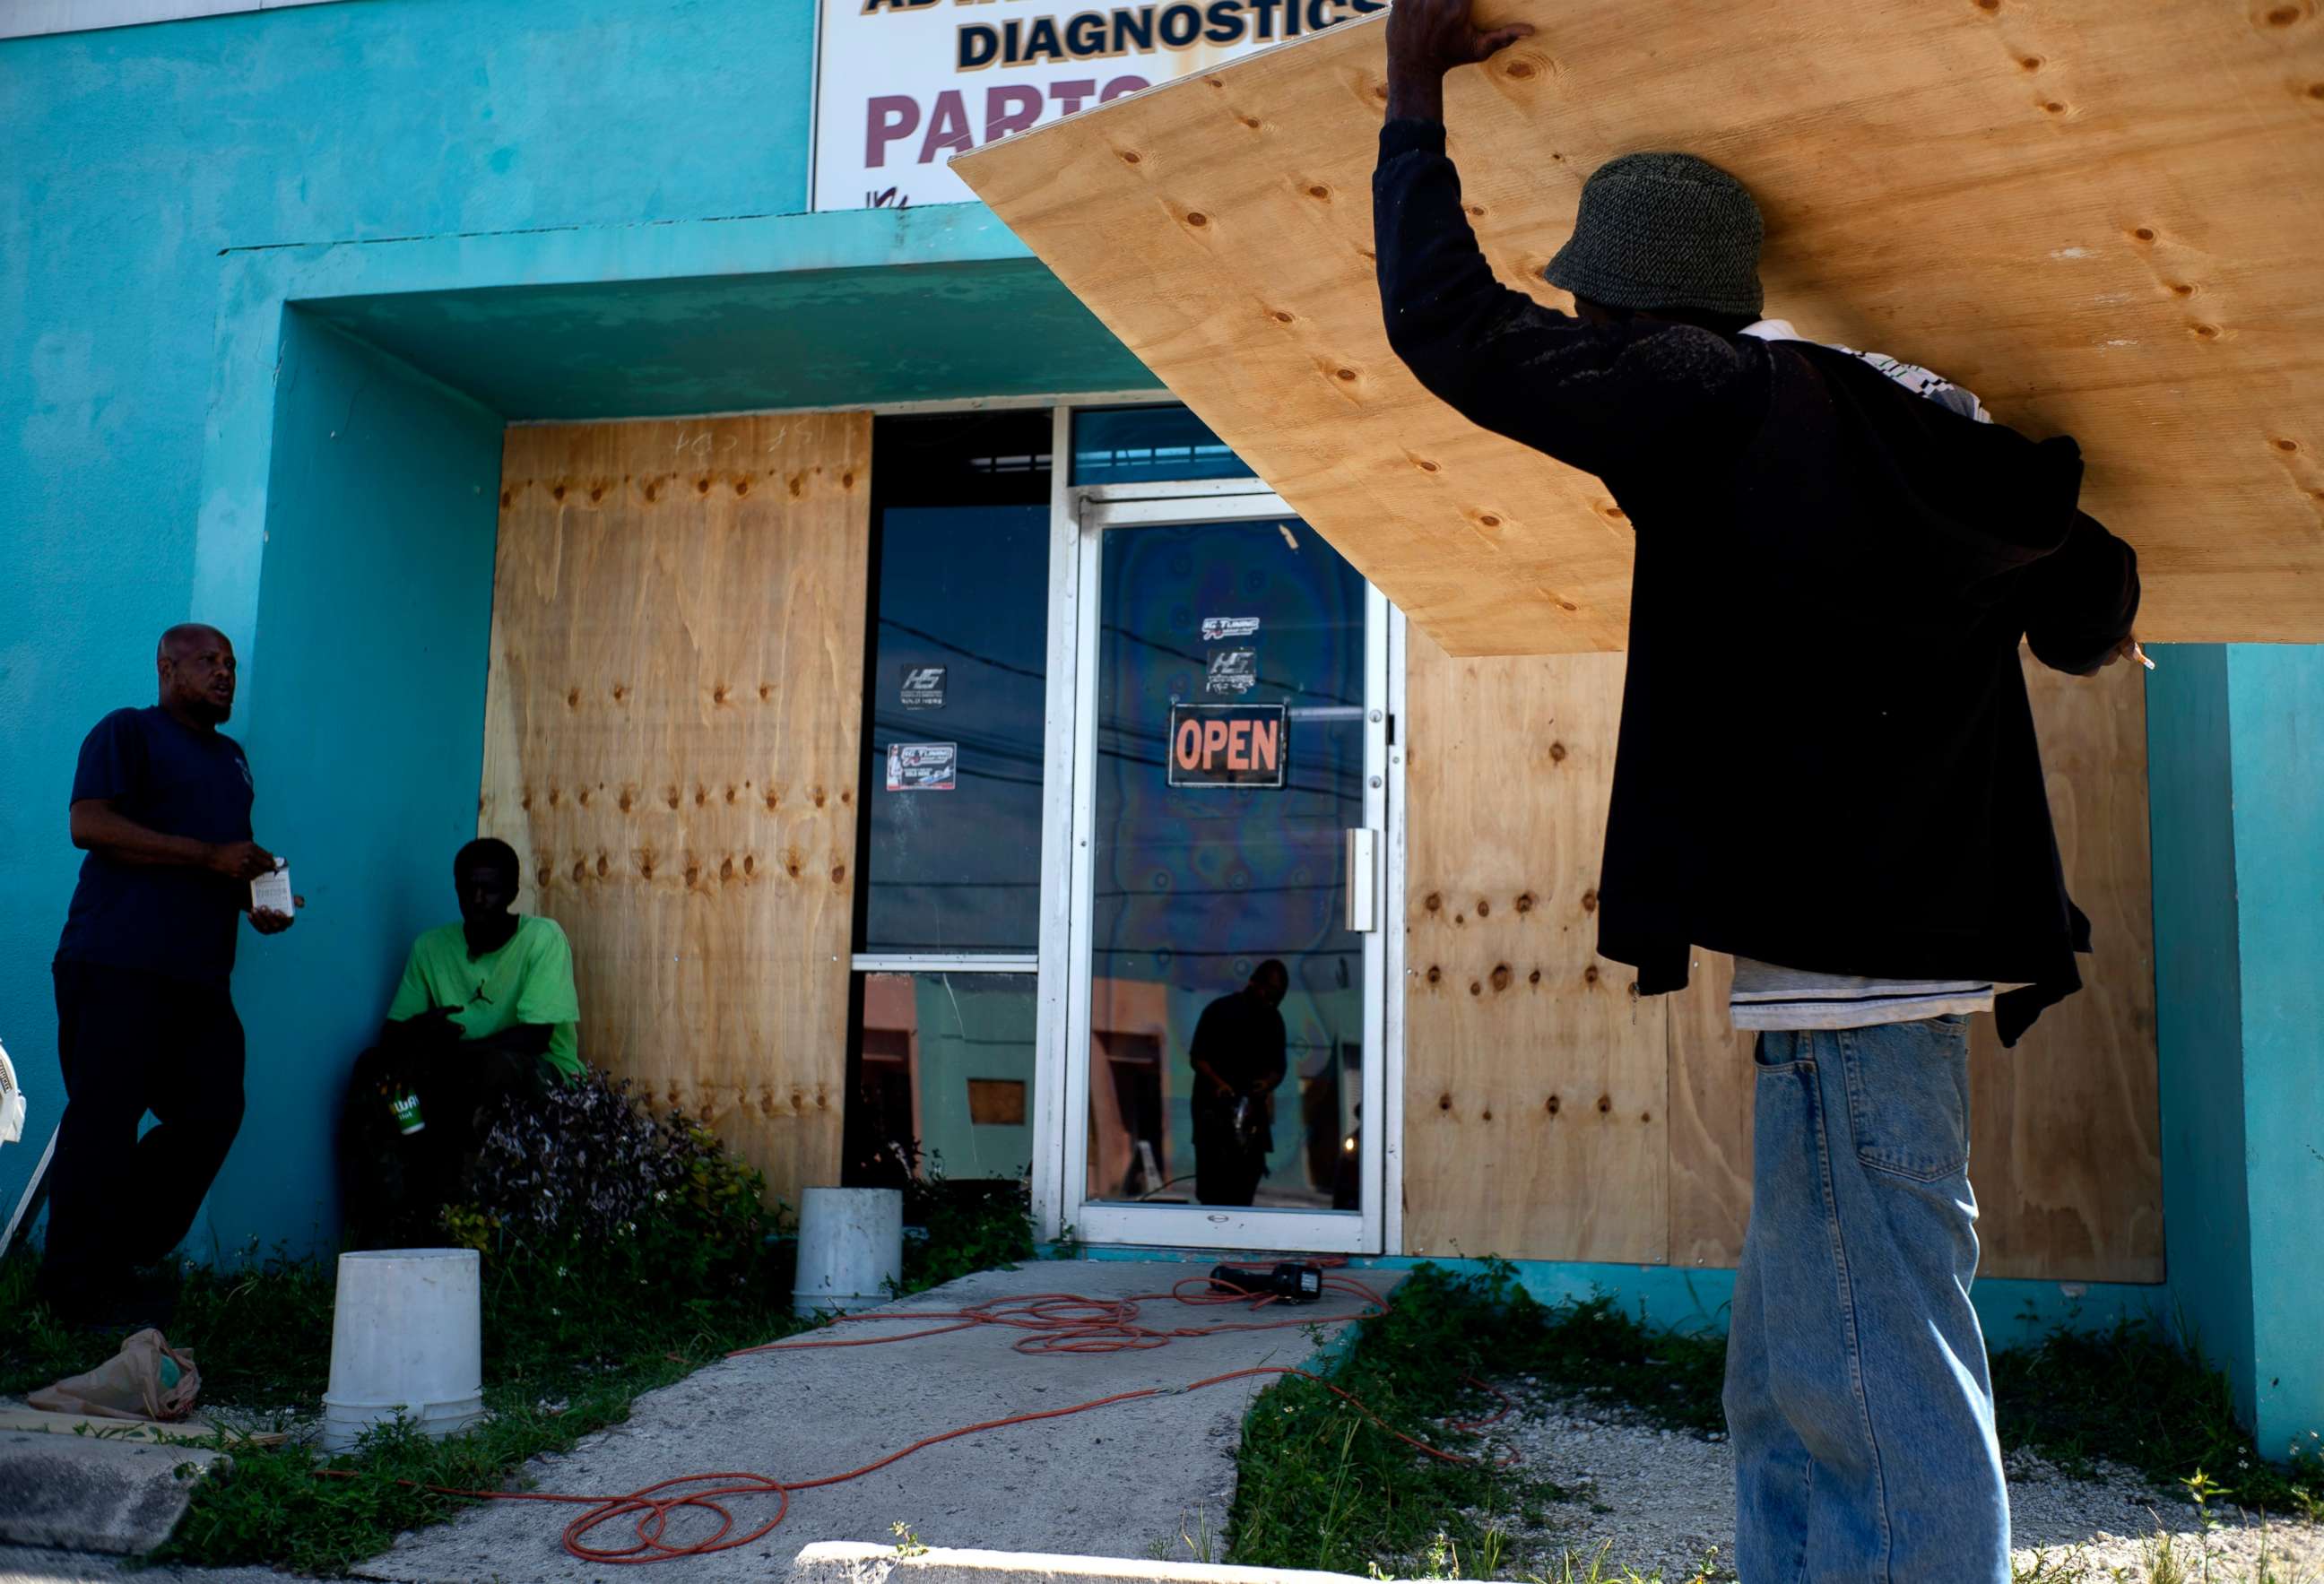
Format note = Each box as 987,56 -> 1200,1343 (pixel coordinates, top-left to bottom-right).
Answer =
812,0 -> 1387,212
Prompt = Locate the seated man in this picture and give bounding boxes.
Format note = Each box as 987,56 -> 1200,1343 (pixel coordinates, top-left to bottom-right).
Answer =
343,838 -> 580,1245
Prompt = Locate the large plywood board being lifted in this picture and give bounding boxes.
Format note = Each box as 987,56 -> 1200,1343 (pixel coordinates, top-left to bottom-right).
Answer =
955,0 -> 2324,655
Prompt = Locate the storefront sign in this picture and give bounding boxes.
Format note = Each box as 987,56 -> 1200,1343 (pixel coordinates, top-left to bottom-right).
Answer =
1167,704 -> 1285,788
887,741 -> 958,791
812,0 -> 1385,212
899,664 -> 948,709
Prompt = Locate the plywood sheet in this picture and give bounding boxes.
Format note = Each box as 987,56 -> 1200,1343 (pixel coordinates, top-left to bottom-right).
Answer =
1662,655 -> 2164,1281
480,415 -> 872,1210
956,1 -> 2324,655
1666,948 -> 1756,1269
1973,658 -> 2164,1281
1400,637 -> 1668,1262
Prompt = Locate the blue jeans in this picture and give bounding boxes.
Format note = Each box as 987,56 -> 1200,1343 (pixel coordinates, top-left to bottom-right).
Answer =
1724,1017 -> 2009,1583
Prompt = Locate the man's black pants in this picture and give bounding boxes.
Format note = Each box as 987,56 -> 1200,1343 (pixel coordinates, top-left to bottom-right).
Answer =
1192,1102 -> 1266,1207
39,962 -> 246,1304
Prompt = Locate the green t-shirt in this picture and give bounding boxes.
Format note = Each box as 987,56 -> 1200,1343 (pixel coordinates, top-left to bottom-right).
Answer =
386,915 -> 582,1080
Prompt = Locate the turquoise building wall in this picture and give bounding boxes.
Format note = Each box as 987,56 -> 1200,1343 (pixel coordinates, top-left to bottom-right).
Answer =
0,0 -> 2315,1451
212,311 -> 506,1250
1,0 -> 832,1251
2217,650 -> 2324,1461
2146,646 -> 2324,1458
2147,649 -> 2257,1416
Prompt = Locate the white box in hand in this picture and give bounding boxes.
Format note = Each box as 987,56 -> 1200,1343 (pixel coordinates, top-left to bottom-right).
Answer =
251,860 -> 292,915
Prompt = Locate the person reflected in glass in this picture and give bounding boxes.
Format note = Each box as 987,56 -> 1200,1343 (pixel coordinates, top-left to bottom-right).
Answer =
1188,959 -> 1289,1207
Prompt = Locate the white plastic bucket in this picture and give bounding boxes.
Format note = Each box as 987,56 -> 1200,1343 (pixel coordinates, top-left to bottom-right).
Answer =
793,1187 -> 903,1317
320,1248 -> 486,1453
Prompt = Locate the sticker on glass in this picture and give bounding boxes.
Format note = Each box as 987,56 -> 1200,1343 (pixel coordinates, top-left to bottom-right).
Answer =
1205,648 -> 1258,696
1167,704 -> 1286,789
898,664 -> 947,710
1201,616 -> 1261,642
887,741 -> 958,792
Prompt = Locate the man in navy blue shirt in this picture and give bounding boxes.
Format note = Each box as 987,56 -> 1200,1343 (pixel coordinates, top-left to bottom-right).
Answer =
39,623 -> 299,1326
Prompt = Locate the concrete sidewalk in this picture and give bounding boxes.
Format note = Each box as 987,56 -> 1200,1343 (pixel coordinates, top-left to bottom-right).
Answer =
353,1259 -> 1400,1583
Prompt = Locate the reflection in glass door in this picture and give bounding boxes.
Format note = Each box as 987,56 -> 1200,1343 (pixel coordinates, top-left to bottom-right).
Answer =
1066,498 -> 1387,1252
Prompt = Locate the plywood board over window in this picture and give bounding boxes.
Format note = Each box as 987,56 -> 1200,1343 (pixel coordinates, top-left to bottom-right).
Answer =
1401,636 -> 1668,1263
1409,645 -> 2163,1284
480,415 -> 872,1208
955,1 -> 2324,655
1663,655 -> 2161,1280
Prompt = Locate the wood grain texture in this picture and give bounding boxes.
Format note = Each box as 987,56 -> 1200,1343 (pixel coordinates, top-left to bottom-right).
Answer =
957,0 -> 2324,654
480,415 -> 872,1209
1663,656 -> 2164,1280
1400,636 -> 1668,1261
1666,948 -> 1755,1268
1973,657 -> 2164,1281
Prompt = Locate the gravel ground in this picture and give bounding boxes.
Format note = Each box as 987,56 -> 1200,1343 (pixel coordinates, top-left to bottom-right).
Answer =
1464,1380 -> 2323,1582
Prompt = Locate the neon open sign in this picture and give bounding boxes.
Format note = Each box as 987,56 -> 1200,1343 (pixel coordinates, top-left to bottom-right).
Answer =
1166,704 -> 1287,789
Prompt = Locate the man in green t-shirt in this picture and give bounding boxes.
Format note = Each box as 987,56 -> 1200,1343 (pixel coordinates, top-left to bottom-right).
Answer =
385,838 -> 581,1081
342,838 -> 581,1244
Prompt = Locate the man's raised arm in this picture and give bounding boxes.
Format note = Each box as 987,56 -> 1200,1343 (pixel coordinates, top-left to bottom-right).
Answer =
1372,0 -> 1761,481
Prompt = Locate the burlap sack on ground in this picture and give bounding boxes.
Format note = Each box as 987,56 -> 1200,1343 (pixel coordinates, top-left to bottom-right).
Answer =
29,1329 -> 200,1421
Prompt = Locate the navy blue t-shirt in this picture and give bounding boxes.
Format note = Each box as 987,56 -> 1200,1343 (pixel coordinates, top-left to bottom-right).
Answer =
55,706 -> 256,985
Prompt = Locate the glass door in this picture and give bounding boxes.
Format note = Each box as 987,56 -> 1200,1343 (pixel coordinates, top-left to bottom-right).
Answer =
1063,485 -> 1388,1252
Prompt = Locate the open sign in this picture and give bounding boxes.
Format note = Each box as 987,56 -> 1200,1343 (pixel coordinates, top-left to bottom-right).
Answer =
1167,704 -> 1286,788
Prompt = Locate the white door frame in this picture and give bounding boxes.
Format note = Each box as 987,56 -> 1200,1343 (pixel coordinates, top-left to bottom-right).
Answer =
1028,428 -> 1405,1253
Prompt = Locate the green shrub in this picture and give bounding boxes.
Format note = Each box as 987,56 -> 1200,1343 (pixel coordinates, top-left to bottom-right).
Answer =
898,1161 -> 1036,1295
449,1068 -> 779,1295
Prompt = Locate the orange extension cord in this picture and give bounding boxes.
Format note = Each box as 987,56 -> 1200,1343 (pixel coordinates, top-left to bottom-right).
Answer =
321,1267 -> 1513,1566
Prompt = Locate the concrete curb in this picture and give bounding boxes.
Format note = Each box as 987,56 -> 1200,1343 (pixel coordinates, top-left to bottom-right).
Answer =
0,1431 -> 230,1555
789,1542 -> 1393,1584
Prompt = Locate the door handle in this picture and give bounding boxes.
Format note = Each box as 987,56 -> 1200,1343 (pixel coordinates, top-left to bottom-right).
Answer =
1344,828 -> 1379,933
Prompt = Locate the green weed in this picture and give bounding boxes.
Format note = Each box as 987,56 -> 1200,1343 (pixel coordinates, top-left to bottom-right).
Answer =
1227,1263 -> 2315,1580
143,1252 -> 807,1576
1227,1262 -> 1586,1574
1,1246 -> 334,1408
0,1121 -> 810,1577
895,1167 -> 1036,1296
1181,1504 -> 1218,1564
1994,1321 -> 2321,1515
1521,1540 -> 1727,1582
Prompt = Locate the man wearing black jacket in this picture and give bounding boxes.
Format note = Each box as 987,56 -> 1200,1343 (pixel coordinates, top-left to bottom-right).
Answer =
1374,4 -> 2140,1580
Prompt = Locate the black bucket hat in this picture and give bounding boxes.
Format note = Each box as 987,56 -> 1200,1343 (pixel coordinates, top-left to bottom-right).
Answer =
1544,151 -> 1765,320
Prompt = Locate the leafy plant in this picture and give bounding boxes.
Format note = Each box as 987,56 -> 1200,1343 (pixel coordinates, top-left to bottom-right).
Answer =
1,1242 -> 334,1409
458,1071 -> 771,1266
1228,1263 -> 2314,1580
891,1150 -> 1036,1295
0,1231 -> 809,1576
2,1066 -> 809,1577
1522,1541 -> 1728,1583
1229,1263 -> 1581,1574
1992,1320 -> 2318,1515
